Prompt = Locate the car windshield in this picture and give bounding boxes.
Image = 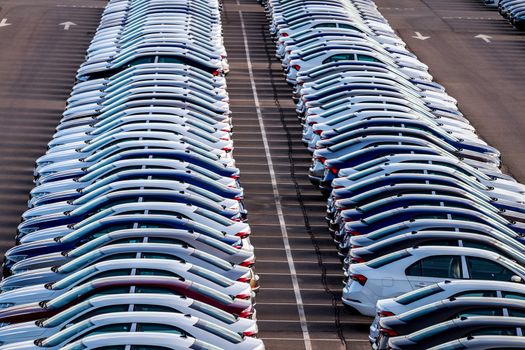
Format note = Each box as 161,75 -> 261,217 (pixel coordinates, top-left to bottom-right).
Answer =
188,283 -> 233,304
398,303 -> 440,322
196,236 -> 237,254
53,266 -> 97,290
59,251 -> 105,273
42,320 -> 95,346
68,235 -> 111,256
47,283 -> 96,309
43,300 -> 92,327
366,224 -> 405,241
188,265 -> 232,287
194,319 -> 242,343
366,250 -> 411,269
192,250 -> 232,271
190,300 -> 237,324
188,185 -> 223,202
194,208 -> 232,226
395,284 -> 444,305
409,321 -> 451,342
351,157 -> 388,172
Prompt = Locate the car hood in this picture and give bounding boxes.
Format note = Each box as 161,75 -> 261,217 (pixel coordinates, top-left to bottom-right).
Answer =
0,321 -> 47,345
0,284 -> 53,306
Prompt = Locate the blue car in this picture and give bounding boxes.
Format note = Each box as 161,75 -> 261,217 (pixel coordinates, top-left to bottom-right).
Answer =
5,215 -> 245,271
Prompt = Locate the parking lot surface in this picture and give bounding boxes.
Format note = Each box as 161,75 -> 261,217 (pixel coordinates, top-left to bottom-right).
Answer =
221,0 -> 372,349
374,0 -> 525,181
0,0 -> 524,349
0,0 -> 104,257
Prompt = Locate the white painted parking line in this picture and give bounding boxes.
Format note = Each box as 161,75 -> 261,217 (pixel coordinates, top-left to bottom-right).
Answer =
378,7 -> 415,11
258,319 -> 369,324
236,7 -> 313,350
56,5 -> 105,9
261,337 -> 369,342
442,16 -> 499,20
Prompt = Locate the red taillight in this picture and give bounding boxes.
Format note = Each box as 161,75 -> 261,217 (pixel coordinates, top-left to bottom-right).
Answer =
313,129 -> 323,135
239,306 -> 254,318
379,311 -> 395,317
237,276 -> 251,283
236,231 -> 250,239
220,137 -> 231,141
351,245 -> 362,249
292,64 -> 301,71
240,258 -> 255,267
223,147 -> 232,152
233,244 -> 242,249
351,273 -> 367,286
282,33 -> 289,37
233,196 -> 243,201
351,257 -> 365,264
230,174 -> 240,179
243,330 -> 257,337
327,166 -> 338,175
333,186 -> 344,190
236,293 -> 251,300
380,327 -> 398,337
343,217 -> 353,222
348,230 -> 361,236
212,70 -> 221,76
317,156 -> 326,164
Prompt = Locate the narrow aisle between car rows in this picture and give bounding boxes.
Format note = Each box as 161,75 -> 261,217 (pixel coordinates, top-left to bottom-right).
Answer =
221,0 -> 373,349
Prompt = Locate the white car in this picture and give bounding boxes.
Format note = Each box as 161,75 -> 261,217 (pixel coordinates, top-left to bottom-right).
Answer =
0,258 -> 253,303
0,293 -> 257,344
343,246 -> 525,316
369,280 -> 525,344
0,312 -> 264,350
2,242 -> 255,289
61,332 -> 223,350
19,202 -> 250,242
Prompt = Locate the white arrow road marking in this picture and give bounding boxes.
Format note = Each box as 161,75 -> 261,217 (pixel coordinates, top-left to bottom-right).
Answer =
0,18 -> 11,27
475,34 -> 492,43
412,31 -> 430,40
59,21 -> 76,30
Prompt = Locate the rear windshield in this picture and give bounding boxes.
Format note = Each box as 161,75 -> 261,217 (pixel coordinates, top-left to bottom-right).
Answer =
395,284 -> 444,305
366,250 -> 411,269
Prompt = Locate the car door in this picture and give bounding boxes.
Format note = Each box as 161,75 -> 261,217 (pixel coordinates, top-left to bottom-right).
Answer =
405,255 -> 463,289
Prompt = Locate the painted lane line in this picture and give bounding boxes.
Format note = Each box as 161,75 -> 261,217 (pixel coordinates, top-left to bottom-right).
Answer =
262,337 -> 369,342
236,9 -> 313,350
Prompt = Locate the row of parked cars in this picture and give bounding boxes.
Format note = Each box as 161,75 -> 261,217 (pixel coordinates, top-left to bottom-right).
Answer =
484,0 -> 525,29
0,0 -> 264,349
264,0 -> 525,348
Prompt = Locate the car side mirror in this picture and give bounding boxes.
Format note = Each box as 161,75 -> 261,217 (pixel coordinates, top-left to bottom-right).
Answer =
511,275 -> 523,283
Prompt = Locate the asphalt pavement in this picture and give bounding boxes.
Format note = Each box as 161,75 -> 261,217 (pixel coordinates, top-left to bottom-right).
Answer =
0,0 -> 105,257
1,0 -> 522,349
374,0 -> 525,181
222,0 -> 372,348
